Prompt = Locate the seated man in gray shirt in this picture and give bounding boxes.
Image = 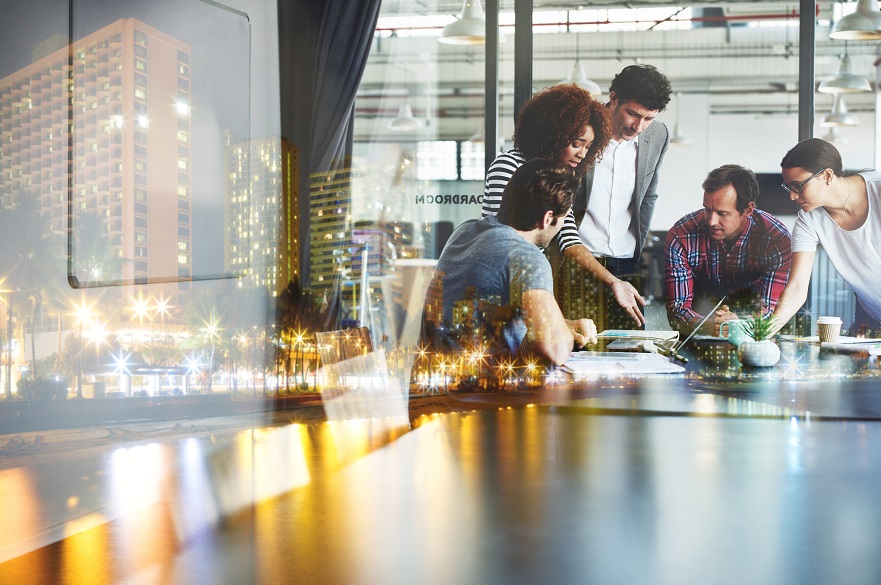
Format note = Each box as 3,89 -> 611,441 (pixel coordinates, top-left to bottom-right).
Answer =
423,159 -> 597,366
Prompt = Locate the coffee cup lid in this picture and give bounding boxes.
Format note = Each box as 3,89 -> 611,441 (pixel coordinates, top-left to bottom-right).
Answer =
817,316 -> 842,324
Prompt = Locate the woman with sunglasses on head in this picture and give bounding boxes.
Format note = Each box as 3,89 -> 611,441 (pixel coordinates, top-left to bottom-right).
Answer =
769,137 -> 881,334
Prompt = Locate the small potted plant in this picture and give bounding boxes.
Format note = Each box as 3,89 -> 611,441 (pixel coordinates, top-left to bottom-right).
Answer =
737,313 -> 780,367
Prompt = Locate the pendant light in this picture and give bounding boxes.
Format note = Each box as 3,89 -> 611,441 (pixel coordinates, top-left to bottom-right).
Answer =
818,46 -> 872,93
821,95 -> 860,126
830,0 -> 881,40
558,32 -> 601,96
439,0 -> 485,45
823,126 -> 849,145
669,93 -> 691,147
468,124 -> 484,143
388,103 -> 423,131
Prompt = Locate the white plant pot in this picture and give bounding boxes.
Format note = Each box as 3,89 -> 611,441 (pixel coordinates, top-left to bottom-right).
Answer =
737,340 -> 780,367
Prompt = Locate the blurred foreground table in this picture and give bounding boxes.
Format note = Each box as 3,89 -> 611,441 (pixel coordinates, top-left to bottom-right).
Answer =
3,339 -> 881,584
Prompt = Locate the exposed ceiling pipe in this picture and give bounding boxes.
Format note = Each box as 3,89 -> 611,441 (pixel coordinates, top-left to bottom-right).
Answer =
374,9 -> 803,36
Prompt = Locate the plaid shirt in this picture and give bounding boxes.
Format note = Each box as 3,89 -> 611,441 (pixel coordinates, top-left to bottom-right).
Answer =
664,209 -> 792,329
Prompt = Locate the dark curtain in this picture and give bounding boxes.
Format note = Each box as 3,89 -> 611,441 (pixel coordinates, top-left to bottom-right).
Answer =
278,0 -> 382,286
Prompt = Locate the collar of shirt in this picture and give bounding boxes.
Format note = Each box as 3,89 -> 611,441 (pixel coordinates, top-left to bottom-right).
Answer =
609,134 -> 639,151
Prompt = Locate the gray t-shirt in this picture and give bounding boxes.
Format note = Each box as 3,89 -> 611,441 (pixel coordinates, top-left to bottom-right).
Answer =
430,215 -> 554,352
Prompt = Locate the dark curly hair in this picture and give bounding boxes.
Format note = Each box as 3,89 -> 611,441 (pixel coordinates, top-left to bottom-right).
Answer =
609,64 -> 672,112
513,84 -> 612,174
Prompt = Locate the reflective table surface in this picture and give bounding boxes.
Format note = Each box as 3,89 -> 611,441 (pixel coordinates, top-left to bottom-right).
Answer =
3,339 -> 881,584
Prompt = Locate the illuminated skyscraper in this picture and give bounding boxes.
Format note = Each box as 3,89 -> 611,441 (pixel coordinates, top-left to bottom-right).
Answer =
309,164 -> 353,292
0,18 -> 192,290
224,135 -> 299,296
279,140 -> 301,293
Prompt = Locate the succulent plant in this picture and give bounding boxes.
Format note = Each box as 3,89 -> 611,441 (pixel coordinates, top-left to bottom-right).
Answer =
742,313 -> 775,342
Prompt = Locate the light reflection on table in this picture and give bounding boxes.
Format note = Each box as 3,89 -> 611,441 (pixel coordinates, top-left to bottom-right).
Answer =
1,397 -> 881,583
3,340 -> 881,583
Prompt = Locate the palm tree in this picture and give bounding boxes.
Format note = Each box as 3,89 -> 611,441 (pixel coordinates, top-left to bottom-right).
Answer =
0,190 -> 65,396
276,278 -> 322,391
71,211 -> 128,286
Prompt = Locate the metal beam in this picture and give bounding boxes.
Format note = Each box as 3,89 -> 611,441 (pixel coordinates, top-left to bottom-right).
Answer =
514,0 -> 533,122
798,0 -> 815,141
485,0 -> 499,169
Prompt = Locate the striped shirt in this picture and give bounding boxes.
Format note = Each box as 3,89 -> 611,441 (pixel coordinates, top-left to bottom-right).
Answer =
482,148 -> 584,251
664,209 -> 792,329
482,149 -> 526,218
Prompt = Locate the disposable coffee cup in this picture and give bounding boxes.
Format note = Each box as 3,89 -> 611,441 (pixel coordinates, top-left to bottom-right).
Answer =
817,316 -> 842,343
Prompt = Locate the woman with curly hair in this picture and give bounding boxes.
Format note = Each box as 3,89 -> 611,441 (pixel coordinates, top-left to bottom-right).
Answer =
481,83 -> 659,327
481,84 -> 612,217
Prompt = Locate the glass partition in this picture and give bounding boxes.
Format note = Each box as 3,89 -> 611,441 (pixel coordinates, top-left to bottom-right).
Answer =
0,0 -> 277,404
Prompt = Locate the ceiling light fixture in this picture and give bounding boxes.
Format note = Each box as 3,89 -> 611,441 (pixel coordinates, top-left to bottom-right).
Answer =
388,103 -> 423,131
560,60 -> 601,96
829,0 -> 881,40
439,0 -> 485,45
669,92 -> 691,147
558,32 -> 601,96
822,126 -> 849,145
818,50 -> 872,93
468,125 -> 484,143
821,95 -> 859,126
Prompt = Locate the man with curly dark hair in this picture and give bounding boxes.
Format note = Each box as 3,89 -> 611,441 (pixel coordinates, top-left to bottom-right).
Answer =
552,63 -> 673,329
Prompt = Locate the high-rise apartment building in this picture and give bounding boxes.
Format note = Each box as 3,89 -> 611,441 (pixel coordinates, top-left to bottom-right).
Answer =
0,18 -> 192,291
224,135 -> 299,296
309,165 -> 353,292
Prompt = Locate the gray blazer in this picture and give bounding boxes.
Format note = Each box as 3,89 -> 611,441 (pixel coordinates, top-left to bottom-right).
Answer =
549,120 -> 670,272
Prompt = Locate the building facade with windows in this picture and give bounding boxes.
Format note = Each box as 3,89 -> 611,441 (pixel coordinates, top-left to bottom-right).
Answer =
0,18 -> 192,291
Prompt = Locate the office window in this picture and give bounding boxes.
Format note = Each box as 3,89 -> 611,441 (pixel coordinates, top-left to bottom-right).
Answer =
416,141 -> 457,181
460,141 -> 485,181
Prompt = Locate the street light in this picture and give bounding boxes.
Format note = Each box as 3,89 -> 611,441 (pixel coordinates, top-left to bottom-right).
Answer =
71,297 -> 96,399
0,279 -> 15,399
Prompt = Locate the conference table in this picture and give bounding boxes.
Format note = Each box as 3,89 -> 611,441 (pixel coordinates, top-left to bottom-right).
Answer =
3,338 -> 881,584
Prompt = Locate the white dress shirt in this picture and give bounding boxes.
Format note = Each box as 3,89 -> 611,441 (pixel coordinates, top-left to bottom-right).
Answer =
578,136 -> 639,258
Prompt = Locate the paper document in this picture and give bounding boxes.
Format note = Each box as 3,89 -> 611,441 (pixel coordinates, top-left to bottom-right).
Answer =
599,330 -> 680,353
561,351 -> 685,377
780,335 -> 881,345
820,340 -> 881,355
599,330 -> 679,341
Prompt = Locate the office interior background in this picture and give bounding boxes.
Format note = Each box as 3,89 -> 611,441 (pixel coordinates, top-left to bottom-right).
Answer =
0,0 -> 868,393
0,0 -> 874,395
6,1 -> 881,579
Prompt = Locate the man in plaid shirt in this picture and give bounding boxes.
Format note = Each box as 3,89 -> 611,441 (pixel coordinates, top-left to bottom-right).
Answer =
665,164 -> 792,335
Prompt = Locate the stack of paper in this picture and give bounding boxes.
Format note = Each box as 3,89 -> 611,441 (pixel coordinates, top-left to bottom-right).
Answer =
600,330 -> 680,353
820,336 -> 881,355
560,351 -> 685,377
